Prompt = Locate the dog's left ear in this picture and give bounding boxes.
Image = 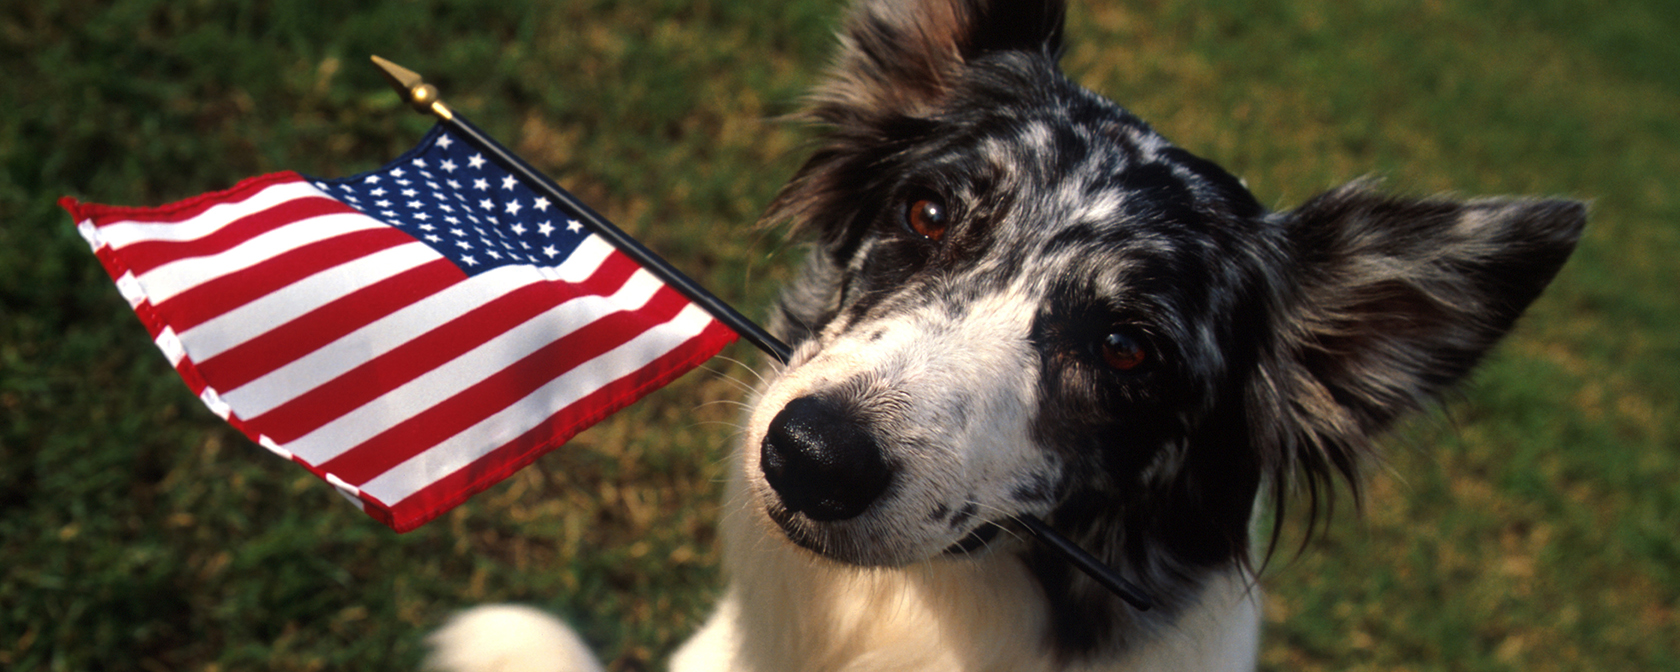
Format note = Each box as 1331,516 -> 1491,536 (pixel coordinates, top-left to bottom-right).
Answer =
815,0 -> 1067,121
1255,181 -> 1586,490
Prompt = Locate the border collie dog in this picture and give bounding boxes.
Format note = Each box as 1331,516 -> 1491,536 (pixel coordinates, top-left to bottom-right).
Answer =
428,0 -> 1584,669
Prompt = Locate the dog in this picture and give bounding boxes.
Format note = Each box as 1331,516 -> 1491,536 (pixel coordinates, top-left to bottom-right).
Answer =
426,0 -> 1585,669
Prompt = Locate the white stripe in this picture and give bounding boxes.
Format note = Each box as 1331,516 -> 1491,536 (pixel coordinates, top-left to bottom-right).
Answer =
219,236 -> 617,419
258,435 -> 293,460
133,211 -> 386,304
324,473 -> 366,510
76,220 -> 102,250
178,241 -> 438,360
199,386 -> 231,420
93,180 -> 326,249
114,272 -> 146,309
281,268 -> 667,465
155,326 -> 186,368
360,303 -> 717,503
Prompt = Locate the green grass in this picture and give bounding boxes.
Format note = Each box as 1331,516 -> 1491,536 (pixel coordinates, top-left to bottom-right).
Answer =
2,0 -> 1675,670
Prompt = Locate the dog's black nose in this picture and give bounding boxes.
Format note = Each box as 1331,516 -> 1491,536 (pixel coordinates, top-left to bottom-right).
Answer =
760,396 -> 893,522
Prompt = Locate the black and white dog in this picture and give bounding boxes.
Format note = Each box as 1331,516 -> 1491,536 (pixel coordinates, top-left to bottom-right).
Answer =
428,0 -> 1585,669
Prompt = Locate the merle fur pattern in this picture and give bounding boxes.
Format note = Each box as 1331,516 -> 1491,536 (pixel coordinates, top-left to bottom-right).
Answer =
748,0 -> 1585,663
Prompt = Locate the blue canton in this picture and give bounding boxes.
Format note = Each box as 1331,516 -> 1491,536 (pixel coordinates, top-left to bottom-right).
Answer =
310,125 -> 591,277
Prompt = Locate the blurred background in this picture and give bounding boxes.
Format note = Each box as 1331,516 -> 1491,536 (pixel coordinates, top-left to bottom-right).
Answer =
2,0 -> 1675,669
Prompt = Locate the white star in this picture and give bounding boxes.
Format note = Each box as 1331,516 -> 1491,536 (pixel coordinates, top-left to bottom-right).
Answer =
363,175 -> 380,184
473,178 -> 488,190
486,249 -> 502,260
375,200 -> 392,208
537,221 -> 554,236
542,245 -> 558,258
455,240 -> 471,249
390,168 -> 405,178
533,197 -> 551,211
439,204 -> 454,213
500,175 -> 518,190
419,223 -> 435,231
411,158 -> 426,168
436,135 -> 453,149
413,212 -> 431,221
407,200 -> 424,209
370,187 -> 386,197
479,199 -> 494,211
441,159 -> 457,173
511,223 -> 527,235
566,219 -> 583,233
445,216 -> 460,225
461,255 -> 478,266
402,188 -> 417,197
505,200 -> 523,216
450,228 -> 466,237
381,210 -> 397,218
468,154 -> 485,169
447,179 -> 462,189
424,234 -> 442,243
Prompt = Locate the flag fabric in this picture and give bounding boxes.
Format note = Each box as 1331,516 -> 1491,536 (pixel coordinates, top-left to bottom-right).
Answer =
61,124 -> 738,532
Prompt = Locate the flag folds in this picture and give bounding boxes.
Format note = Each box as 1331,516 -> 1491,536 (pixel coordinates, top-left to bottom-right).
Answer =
61,125 -> 737,532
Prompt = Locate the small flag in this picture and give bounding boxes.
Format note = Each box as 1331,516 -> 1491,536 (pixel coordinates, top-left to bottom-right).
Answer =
61,124 -> 738,532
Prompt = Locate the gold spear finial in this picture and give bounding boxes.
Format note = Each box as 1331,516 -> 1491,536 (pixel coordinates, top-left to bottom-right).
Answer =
370,55 -> 454,121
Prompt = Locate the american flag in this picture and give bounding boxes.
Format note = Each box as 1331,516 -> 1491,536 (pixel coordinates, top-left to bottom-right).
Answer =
61,124 -> 738,532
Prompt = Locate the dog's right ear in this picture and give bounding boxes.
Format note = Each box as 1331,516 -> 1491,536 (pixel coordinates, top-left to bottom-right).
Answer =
814,0 -> 1067,124
767,0 -> 1067,244
1253,181 -> 1585,509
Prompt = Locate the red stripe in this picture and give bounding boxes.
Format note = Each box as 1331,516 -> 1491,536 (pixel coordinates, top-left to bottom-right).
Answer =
243,252 -> 643,445
195,258 -> 467,391
318,284 -> 694,484
114,196 -> 363,274
152,226 -> 417,332
65,172 -> 309,226
379,318 -> 739,532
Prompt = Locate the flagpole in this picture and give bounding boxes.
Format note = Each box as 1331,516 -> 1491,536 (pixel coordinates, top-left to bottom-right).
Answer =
369,56 -> 1151,612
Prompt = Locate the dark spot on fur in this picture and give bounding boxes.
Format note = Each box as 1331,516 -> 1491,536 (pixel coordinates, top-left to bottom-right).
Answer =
928,502 -> 951,523
949,502 -> 978,528
1011,473 -> 1056,503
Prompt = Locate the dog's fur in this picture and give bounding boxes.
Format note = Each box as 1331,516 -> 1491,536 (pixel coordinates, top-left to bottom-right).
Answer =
427,1 -> 1585,670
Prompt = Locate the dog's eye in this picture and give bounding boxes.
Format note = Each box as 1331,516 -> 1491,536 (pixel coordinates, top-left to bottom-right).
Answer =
1099,330 -> 1150,372
903,194 -> 949,242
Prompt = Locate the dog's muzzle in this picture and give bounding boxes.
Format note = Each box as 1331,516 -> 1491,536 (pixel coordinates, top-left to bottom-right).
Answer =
759,396 -> 894,522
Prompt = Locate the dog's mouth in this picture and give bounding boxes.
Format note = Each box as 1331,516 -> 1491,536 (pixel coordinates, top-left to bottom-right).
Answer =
764,499 -> 1008,565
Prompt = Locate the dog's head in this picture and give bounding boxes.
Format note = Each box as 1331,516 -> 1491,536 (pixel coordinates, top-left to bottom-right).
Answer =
744,0 -> 1584,591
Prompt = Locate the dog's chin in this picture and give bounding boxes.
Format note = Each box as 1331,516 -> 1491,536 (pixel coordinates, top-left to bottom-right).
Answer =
765,504 -> 1007,567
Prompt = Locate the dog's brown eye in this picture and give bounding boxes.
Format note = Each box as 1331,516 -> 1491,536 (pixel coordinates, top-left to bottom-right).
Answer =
905,196 -> 948,241
1100,331 -> 1149,372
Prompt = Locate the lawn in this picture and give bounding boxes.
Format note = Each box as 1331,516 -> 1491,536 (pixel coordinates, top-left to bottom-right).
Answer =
3,0 -> 1675,670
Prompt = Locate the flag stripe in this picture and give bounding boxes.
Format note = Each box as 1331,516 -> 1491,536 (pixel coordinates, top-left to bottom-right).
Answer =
275,259 -> 656,463
158,227 -> 420,333
86,174 -> 319,241
194,257 -> 465,390
111,195 -> 362,275
368,315 -> 739,531
243,253 -> 645,451
321,282 -> 693,484
219,236 -> 621,419
135,212 -> 390,304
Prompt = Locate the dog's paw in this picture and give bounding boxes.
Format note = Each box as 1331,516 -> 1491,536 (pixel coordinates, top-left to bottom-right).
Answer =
424,604 -> 605,672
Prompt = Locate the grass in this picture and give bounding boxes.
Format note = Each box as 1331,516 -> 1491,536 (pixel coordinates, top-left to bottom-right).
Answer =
2,0 -> 1675,670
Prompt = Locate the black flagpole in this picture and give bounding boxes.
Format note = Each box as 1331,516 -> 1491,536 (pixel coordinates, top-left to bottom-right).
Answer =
371,55 -> 1152,612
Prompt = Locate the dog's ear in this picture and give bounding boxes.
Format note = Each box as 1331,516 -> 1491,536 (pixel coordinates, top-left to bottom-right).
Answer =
815,0 -> 1066,121
1254,181 -> 1585,500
